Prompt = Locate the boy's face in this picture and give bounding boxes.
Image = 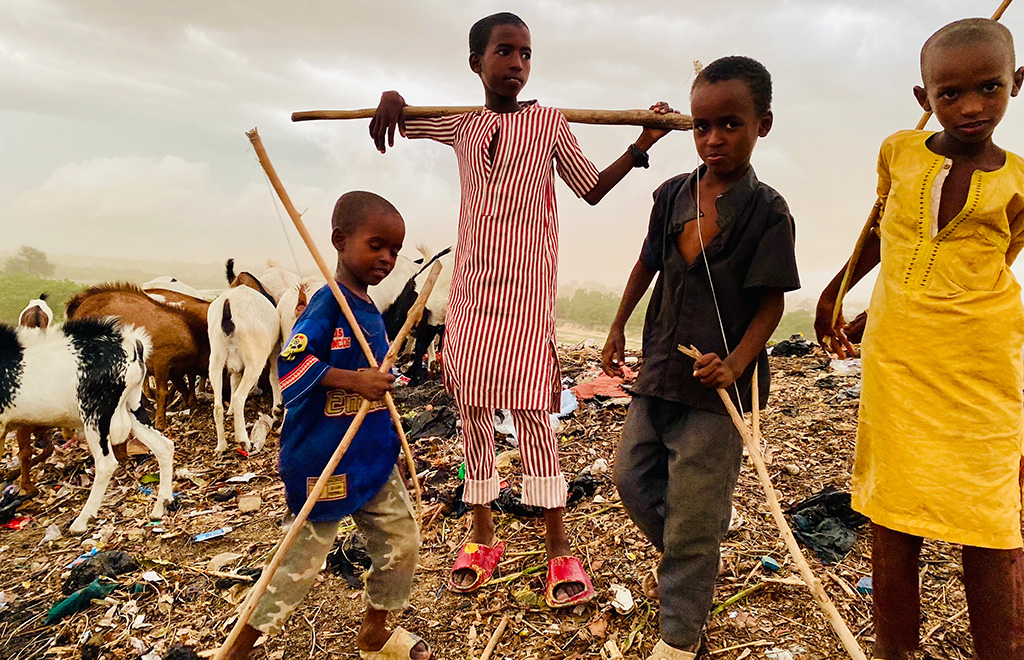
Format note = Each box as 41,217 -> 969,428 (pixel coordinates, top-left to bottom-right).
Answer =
690,79 -> 772,181
331,213 -> 405,287
914,41 -> 1024,145
470,24 -> 531,100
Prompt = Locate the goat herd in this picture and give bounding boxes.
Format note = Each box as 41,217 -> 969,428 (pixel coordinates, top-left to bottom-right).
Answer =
0,247 -> 453,535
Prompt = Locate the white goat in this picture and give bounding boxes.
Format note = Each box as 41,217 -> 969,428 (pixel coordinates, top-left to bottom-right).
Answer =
18,294 -> 53,330
369,244 -> 453,384
207,286 -> 282,453
0,318 -> 174,533
141,276 -> 206,300
277,276 -> 326,342
258,260 -> 300,305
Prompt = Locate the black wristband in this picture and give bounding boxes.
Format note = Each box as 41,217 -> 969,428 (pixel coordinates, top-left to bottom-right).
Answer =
627,143 -> 649,169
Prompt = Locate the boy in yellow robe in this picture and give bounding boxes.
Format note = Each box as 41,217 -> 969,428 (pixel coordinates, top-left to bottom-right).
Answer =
816,18 -> 1024,660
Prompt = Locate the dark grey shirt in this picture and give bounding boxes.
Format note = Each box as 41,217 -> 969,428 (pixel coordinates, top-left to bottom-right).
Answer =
631,165 -> 800,415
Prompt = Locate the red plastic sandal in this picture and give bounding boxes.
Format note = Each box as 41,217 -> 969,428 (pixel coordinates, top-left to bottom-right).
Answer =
544,555 -> 596,608
447,541 -> 506,593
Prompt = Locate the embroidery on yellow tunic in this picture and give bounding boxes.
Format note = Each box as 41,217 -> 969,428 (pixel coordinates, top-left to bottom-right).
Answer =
854,130 -> 1024,549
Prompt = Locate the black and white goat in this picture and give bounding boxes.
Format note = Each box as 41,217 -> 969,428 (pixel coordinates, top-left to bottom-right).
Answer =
370,245 -> 453,385
208,273 -> 282,454
0,318 -> 174,533
11,294 -> 57,495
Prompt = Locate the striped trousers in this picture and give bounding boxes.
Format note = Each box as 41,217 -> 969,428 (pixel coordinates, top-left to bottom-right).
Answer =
459,402 -> 567,510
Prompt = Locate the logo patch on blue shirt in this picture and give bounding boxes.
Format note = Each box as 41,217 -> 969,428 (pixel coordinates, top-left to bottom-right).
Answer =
281,333 -> 308,360
308,474 -> 347,501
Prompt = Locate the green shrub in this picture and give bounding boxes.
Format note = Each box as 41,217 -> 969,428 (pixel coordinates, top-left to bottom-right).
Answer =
0,273 -> 83,326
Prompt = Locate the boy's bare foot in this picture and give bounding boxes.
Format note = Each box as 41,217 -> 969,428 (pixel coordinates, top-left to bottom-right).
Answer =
358,610 -> 431,659
451,504 -> 497,589
545,508 -> 585,601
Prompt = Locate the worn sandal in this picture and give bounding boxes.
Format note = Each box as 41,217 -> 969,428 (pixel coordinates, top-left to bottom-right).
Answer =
358,627 -> 431,660
544,555 -> 596,608
646,640 -> 696,660
447,540 -> 506,593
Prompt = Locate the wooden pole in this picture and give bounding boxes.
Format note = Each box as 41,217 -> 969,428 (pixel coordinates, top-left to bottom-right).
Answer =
292,106 -> 693,131
246,128 -> 425,505
830,0 -> 1013,333
678,345 -> 868,660
211,265 -> 439,660
479,615 -> 510,660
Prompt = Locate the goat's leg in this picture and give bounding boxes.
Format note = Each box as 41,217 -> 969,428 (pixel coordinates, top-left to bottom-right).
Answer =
129,416 -> 174,519
269,354 -> 282,417
69,427 -> 118,534
16,427 -> 38,497
153,365 -> 170,430
409,324 -> 440,386
230,365 -> 262,453
210,355 -> 229,452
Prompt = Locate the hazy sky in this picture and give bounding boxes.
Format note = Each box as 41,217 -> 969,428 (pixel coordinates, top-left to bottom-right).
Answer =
3,0 -> 1024,307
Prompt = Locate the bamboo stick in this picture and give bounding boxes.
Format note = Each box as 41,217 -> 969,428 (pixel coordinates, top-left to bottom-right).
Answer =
479,615 -> 510,660
830,0 -> 1014,332
211,264 -> 439,660
678,345 -> 867,660
245,128 -> 424,506
292,106 -> 693,131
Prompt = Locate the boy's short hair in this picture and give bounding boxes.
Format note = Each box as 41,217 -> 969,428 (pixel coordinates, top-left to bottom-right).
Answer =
331,191 -> 401,235
692,56 -> 772,116
921,18 -> 1015,78
469,12 -> 528,55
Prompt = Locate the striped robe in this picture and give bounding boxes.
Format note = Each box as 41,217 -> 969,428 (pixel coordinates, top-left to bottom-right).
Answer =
406,102 -> 600,411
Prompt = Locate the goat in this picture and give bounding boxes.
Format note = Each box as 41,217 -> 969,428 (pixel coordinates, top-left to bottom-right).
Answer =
208,279 -> 282,453
66,283 -> 200,429
369,245 -> 453,385
258,260 -> 300,305
10,295 -> 56,495
145,288 -> 211,407
0,318 -> 174,533
277,276 -> 326,341
141,276 -> 205,299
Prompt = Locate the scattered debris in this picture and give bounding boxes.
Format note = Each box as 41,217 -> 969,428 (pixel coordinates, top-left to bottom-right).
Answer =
608,584 -> 634,615
770,334 -> 814,357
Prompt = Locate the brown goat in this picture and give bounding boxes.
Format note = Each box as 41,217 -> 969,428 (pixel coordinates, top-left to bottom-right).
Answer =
145,288 -> 211,407
66,283 -> 200,429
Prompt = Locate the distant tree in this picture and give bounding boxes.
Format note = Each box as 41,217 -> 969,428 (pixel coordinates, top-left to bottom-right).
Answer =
4,245 -> 55,277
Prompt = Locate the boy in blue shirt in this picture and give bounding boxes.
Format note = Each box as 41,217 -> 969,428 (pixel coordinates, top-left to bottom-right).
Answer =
223,191 -> 430,660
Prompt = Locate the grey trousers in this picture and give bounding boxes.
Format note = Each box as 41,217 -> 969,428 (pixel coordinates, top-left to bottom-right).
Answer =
613,395 -> 743,648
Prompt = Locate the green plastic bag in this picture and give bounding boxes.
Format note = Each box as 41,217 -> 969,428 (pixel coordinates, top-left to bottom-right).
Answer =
46,578 -> 117,624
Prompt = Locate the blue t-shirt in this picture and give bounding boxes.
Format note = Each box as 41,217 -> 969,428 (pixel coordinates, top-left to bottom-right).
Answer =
277,284 -> 399,521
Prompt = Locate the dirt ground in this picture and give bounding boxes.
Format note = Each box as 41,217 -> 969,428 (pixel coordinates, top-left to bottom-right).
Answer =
0,346 -> 981,659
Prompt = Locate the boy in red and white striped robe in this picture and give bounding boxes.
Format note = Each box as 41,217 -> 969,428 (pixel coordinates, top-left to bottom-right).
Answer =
370,11 -> 671,607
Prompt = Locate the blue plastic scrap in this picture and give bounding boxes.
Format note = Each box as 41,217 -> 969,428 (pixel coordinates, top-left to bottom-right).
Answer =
856,576 -> 873,594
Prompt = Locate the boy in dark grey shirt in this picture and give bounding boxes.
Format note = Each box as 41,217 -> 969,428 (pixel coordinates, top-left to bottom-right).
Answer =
602,56 -> 799,659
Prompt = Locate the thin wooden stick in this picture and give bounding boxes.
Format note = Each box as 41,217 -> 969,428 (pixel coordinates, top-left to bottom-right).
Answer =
211,268 -> 438,660
479,615 -> 510,660
246,127 -> 424,506
751,363 -> 763,462
292,106 -> 693,131
831,0 -> 1014,330
678,344 -> 867,660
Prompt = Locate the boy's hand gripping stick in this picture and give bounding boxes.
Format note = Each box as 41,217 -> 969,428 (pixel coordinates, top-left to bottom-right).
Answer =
678,344 -> 868,660
245,128 -> 428,505
292,106 -> 693,131
212,244 -> 441,660
829,0 -> 1014,342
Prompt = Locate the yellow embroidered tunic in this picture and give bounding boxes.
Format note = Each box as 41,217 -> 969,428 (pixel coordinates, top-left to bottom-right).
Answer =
854,130 -> 1024,549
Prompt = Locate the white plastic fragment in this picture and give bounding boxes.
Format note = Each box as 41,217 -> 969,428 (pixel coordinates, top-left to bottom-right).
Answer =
609,583 -> 634,614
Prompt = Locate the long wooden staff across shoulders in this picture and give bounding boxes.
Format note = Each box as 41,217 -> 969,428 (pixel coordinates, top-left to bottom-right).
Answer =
829,0 -> 1015,337
293,106 -> 693,131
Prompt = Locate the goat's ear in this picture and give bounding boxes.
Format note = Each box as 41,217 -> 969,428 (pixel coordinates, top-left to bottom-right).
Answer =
297,287 -> 308,307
